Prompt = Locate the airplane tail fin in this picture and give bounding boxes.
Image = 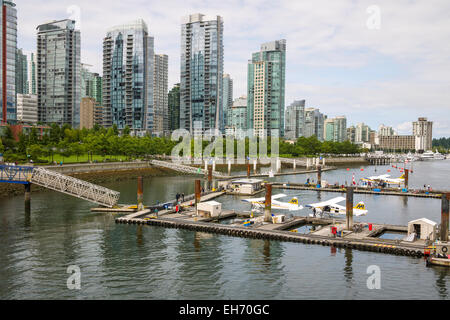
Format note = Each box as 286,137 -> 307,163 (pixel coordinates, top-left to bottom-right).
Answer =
289,197 -> 299,206
354,202 -> 366,210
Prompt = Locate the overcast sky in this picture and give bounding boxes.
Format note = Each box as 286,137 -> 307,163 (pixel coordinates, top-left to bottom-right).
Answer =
16,0 -> 450,137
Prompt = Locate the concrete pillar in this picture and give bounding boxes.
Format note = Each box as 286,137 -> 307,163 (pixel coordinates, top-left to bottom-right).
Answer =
228,160 -> 232,176
264,184 -> 272,223
277,158 -> 281,173
441,194 -> 449,242
404,169 -> 409,189
205,160 -> 208,172
253,159 -> 257,174
322,158 -> 326,166
24,183 -> 31,203
212,160 -> 216,172
195,180 -> 201,216
346,187 -> 354,231
293,160 -> 296,170
137,176 -> 144,211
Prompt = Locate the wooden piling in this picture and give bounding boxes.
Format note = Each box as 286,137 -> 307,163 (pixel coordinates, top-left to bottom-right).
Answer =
137,176 -> 144,211
195,180 -> 201,216
208,166 -> 213,191
317,165 -> 322,187
24,183 -> 31,202
404,169 -> 409,189
346,187 -> 354,230
441,193 -> 449,241
264,183 -> 272,223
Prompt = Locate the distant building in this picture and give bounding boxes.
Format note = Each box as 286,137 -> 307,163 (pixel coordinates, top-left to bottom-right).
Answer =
324,116 -> 347,142
284,100 -> 305,140
102,19 -> 154,135
27,52 -> 37,95
16,48 -> 28,94
355,123 -> 371,144
80,97 -> 103,130
378,124 -> 395,136
88,74 -> 102,106
247,39 -> 286,138
81,63 -> 94,98
229,96 -> 247,138
378,135 -> 415,151
37,19 -> 81,128
80,97 -> 95,129
16,94 -> 37,124
153,54 -> 168,136
304,108 -> 325,141
0,0 -> 17,124
168,83 -> 180,132
347,126 -> 356,143
413,117 -> 433,151
180,14 -> 224,133
222,74 -> 233,130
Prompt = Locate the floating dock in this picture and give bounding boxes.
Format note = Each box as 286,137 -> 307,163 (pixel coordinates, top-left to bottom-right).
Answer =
272,183 -> 444,199
110,177 -> 450,261
115,212 -> 428,258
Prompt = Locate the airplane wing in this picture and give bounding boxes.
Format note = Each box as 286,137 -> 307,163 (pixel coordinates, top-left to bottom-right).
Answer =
242,197 -> 265,203
367,174 -> 390,180
306,196 -> 346,209
242,194 -> 287,204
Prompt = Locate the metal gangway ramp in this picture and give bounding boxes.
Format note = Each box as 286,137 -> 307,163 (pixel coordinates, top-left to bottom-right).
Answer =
150,159 -> 227,178
30,167 -> 120,208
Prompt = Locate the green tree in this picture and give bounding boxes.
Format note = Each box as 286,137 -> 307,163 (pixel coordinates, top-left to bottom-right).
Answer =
0,137 -> 4,154
28,144 -> 44,161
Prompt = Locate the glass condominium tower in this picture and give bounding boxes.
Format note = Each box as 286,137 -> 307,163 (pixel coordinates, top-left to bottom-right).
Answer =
37,19 -> 81,128
247,39 -> 286,138
0,0 -> 17,124
180,13 -> 224,133
103,19 -> 154,134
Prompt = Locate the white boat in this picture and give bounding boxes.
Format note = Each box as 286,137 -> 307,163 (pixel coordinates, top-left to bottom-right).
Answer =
433,151 -> 446,160
420,151 -> 435,161
405,152 -> 418,162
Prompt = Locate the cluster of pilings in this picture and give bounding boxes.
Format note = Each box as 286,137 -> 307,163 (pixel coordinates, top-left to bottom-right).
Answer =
367,157 -> 391,165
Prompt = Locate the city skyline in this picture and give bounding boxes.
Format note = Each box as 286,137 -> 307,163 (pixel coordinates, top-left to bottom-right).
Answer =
13,0 -> 450,137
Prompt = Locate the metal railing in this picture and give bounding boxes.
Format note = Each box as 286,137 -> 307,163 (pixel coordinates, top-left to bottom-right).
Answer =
30,167 -> 120,208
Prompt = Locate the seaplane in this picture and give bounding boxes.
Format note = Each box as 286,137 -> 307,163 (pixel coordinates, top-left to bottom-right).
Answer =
361,174 -> 405,186
242,194 -> 304,211
306,196 -> 368,218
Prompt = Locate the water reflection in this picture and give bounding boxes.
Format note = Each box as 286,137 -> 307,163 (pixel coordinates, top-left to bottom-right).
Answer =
434,267 -> 450,299
344,248 -> 354,285
24,200 -> 31,229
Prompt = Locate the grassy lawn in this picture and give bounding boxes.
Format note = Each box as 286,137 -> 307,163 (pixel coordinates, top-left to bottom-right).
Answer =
42,154 -> 128,164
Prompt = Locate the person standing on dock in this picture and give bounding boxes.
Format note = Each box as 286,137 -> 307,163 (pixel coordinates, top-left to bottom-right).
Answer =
182,193 -> 185,202
176,193 -> 180,203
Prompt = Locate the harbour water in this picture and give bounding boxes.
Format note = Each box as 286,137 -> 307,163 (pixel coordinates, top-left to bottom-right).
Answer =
0,160 -> 449,299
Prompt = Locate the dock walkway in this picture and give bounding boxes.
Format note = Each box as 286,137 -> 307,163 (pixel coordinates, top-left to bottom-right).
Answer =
272,184 -> 443,199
